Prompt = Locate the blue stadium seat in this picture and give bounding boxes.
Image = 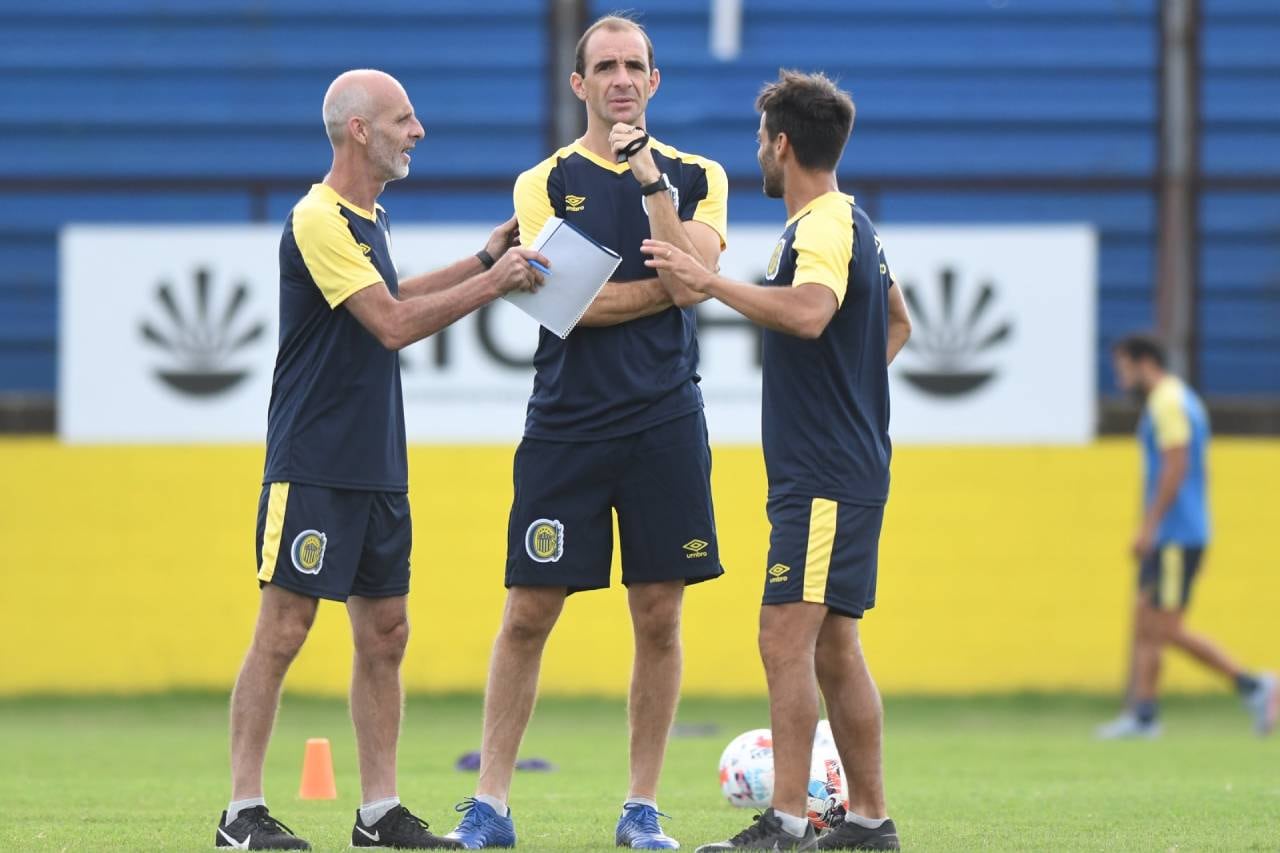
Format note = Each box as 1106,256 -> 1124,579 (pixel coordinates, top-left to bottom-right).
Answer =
1,0 -> 1276,397
0,0 -> 547,394
1197,4 -> 1280,391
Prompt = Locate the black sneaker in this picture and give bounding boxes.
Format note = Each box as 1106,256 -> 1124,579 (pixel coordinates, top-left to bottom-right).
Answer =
215,806 -> 310,850
811,817 -> 900,850
695,808 -> 816,851
352,805 -> 463,849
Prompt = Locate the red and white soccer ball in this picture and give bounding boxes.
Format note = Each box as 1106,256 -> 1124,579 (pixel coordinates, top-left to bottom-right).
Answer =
718,728 -> 775,808
807,720 -> 847,829
717,720 -> 848,829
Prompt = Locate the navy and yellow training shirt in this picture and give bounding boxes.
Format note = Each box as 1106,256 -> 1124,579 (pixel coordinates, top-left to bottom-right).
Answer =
760,192 -> 892,505
262,182 -> 407,491
513,138 -> 728,440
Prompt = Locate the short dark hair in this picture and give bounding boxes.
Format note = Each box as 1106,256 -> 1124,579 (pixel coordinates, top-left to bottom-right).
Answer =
575,13 -> 654,77
1112,333 -> 1168,367
755,69 -> 855,171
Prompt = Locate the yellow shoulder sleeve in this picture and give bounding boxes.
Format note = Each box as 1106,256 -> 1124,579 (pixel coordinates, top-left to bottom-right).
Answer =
1149,379 -> 1192,448
292,199 -> 382,308
513,158 -> 557,247
690,158 -> 728,249
792,204 -> 853,306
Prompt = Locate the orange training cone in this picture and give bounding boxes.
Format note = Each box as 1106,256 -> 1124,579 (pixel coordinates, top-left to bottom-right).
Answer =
298,737 -> 338,800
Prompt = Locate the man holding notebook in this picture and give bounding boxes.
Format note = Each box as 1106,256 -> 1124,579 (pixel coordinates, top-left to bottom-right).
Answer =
446,13 -> 728,852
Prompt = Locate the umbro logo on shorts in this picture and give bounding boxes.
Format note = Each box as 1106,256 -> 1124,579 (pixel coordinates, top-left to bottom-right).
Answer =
683,539 -> 709,559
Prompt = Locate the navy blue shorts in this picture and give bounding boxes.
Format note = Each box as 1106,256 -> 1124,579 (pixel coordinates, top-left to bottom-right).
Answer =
1139,544 -> 1205,610
254,482 -> 411,602
505,411 -> 723,591
762,496 -> 884,618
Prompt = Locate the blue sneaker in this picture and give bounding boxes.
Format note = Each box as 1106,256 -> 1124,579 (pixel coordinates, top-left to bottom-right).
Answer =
616,803 -> 679,850
445,799 -> 516,849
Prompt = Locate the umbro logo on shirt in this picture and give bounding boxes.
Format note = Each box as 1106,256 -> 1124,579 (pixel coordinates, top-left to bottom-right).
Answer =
565,194 -> 587,212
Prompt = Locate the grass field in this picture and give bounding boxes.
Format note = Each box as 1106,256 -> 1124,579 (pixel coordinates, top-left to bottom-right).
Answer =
1,693 -> 1276,851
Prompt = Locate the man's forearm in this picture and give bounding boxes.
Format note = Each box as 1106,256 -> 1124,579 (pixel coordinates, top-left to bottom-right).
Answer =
644,191 -> 715,311
886,280 -> 911,365
645,193 -> 706,264
887,319 -> 910,365
578,278 -> 671,327
398,255 -> 487,299
1143,463 -> 1186,533
705,276 -> 824,338
383,273 -> 501,349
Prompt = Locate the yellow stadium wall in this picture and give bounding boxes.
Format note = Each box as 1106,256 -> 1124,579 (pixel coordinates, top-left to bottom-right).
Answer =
2,438 -> 1277,697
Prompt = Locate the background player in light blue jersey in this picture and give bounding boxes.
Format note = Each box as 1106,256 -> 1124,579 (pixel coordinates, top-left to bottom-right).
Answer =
1098,334 -> 1277,739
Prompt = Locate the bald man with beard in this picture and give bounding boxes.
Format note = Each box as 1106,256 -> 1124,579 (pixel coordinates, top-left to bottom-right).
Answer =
215,69 -> 547,851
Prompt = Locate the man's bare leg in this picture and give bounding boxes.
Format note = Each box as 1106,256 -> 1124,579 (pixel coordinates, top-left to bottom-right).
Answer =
815,613 -> 886,820
1123,597 -> 1142,708
347,594 -> 410,804
229,584 -> 318,800
1132,597 -> 1179,723
625,580 -> 684,801
1168,624 -> 1245,679
475,586 -> 567,803
758,602 -> 827,819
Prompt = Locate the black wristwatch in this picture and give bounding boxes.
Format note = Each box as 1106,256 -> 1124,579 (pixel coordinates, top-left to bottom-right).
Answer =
475,248 -> 495,269
639,174 -> 671,197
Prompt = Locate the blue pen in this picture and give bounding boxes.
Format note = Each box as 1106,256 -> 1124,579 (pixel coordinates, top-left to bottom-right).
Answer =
527,258 -> 552,276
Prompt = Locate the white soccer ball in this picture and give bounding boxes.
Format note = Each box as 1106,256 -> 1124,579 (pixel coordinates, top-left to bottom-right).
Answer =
717,721 -> 848,829
718,728 -> 774,808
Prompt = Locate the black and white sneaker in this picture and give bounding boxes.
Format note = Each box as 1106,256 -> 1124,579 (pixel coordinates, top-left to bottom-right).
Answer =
352,805 -> 463,849
214,806 -> 310,850
810,817 -> 900,850
695,808 -> 816,851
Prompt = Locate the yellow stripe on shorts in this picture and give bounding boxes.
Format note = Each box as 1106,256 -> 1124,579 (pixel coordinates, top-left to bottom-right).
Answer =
1159,544 -> 1183,610
257,482 -> 291,583
803,498 -> 838,604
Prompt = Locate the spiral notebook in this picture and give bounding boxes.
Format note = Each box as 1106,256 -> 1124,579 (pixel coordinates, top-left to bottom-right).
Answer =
503,216 -> 622,339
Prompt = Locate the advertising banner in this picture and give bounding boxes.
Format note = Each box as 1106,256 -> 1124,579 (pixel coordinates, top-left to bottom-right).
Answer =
60,223 -> 1095,444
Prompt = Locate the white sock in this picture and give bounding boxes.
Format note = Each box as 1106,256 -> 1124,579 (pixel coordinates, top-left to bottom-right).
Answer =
773,809 -> 809,838
476,794 -> 509,817
846,812 -> 888,829
624,796 -> 658,811
359,796 -> 400,826
226,796 -> 266,825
